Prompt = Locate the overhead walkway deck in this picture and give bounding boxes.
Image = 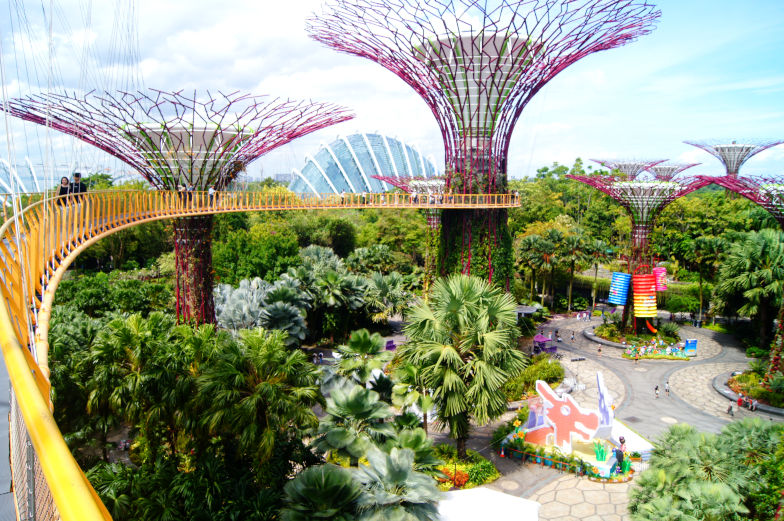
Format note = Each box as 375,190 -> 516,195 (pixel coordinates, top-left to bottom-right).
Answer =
0,189 -> 519,521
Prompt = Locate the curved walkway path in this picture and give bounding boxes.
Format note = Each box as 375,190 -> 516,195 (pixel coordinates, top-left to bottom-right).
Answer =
488,315 -> 782,521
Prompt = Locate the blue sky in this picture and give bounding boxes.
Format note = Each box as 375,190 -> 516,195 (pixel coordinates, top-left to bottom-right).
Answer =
1,0 -> 782,188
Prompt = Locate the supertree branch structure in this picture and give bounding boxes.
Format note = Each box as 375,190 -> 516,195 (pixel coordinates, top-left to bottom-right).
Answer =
2,89 -> 353,324
590,159 -> 667,180
647,162 -> 700,181
309,0 -> 660,286
685,139 -> 784,178
566,172 -> 709,265
705,174 -> 784,382
372,175 -> 446,293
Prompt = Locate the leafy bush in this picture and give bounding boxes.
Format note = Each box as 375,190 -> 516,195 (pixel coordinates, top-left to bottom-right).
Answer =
749,359 -> 769,377
594,323 -> 621,342
433,443 -> 457,462
467,460 -> 497,484
656,321 -> 680,341
747,346 -> 770,359
503,358 -> 563,402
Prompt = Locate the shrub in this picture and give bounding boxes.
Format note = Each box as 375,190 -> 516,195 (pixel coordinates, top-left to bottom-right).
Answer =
503,358 -> 564,402
594,323 -> 621,342
439,467 -> 469,488
657,321 -> 680,341
467,460 -> 497,484
433,443 -> 457,462
747,346 -> 770,359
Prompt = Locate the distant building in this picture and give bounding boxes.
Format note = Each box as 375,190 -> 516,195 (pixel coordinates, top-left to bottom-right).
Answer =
272,172 -> 293,184
289,133 -> 438,195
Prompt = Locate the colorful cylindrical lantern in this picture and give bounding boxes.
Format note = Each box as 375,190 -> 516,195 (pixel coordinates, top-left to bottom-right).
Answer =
633,273 -> 657,317
607,272 -> 631,305
653,266 -> 668,291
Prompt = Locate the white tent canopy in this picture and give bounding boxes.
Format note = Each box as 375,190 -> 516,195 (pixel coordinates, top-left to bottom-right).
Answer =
438,487 -> 540,521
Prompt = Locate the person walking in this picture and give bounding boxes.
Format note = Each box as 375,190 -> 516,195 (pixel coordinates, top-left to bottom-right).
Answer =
665,381 -> 670,397
726,404 -> 734,417
654,385 -> 660,399
69,172 -> 87,202
570,331 -> 575,342
56,176 -> 70,206
752,398 -> 758,411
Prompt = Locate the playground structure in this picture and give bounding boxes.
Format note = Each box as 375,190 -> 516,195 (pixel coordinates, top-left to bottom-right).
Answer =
0,89 -> 353,324
568,161 -> 708,325
501,372 -> 653,479
307,0 -> 660,285
0,189 -> 518,521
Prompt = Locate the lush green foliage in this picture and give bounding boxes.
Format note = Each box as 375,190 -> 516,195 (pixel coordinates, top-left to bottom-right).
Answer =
401,274 -> 527,457
503,354 -> 564,402
55,271 -> 172,316
629,419 -> 784,521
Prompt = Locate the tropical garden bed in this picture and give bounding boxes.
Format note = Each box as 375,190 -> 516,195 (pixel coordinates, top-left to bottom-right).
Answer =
728,363 -> 784,408
503,353 -> 564,402
433,444 -> 501,491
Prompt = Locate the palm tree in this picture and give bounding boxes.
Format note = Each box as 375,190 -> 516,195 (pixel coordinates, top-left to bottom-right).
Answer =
383,428 -> 443,476
715,229 -> 784,351
515,235 -> 540,302
689,236 -> 725,323
197,328 -> 322,467
366,271 -> 411,323
544,229 -> 564,306
559,233 -> 589,312
336,329 -> 393,384
313,384 -> 395,466
353,447 -> 441,521
391,362 -> 434,435
259,301 -> 308,347
281,464 -> 362,521
401,274 -> 527,458
587,239 -> 609,311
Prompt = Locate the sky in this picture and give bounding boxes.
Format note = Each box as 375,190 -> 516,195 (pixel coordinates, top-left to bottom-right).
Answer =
1,0 -> 783,189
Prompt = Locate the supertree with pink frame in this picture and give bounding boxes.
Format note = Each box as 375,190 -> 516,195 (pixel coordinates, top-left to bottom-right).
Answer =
568,160 -> 707,269
308,0 -> 660,286
702,172 -> 784,384
2,89 -> 352,323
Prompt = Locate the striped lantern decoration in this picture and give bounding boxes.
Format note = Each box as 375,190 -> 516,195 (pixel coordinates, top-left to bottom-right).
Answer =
653,266 -> 668,291
607,272 -> 632,306
633,273 -> 657,317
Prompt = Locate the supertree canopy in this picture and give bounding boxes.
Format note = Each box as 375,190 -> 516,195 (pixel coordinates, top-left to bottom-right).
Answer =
685,139 -> 784,178
568,160 -> 705,265
648,162 -> 701,181
308,0 -> 660,286
2,89 -> 353,323
590,159 -> 666,180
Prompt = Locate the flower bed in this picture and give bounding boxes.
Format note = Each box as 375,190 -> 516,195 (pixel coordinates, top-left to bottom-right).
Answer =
433,444 -> 500,491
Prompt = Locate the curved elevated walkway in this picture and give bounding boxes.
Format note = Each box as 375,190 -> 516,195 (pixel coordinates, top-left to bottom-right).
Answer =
0,189 -> 519,521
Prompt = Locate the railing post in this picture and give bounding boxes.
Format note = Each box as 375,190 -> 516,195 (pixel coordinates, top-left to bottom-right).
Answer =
25,439 -> 35,521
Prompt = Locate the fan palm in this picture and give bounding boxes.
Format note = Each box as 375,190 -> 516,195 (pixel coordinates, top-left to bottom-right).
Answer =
559,233 -> 589,311
401,274 -> 527,458
716,229 -> 784,350
313,384 -> 395,466
383,428 -> 443,476
336,328 -> 393,384
197,328 -> 322,467
281,464 -> 362,521
391,362 -> 434,435
366,271 -> 411,323
259,301 -> 308,347
353,447 -> 441,521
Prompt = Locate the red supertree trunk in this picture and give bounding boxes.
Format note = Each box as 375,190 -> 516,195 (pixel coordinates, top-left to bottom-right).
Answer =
173,215 -> 215,324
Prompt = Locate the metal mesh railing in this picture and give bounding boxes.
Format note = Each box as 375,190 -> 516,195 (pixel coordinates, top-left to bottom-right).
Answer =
9,390 -> 58,521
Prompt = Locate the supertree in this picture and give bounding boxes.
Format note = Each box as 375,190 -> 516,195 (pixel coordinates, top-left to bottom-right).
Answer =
568,161 -> 708,326
2,89 -> 352,323
685,139 -> 784,179
308,0 -> 660,287
703,173 -> 784,383
372,175 -> 446,293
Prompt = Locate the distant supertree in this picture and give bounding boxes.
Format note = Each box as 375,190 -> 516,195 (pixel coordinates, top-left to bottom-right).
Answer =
685,139 -> 784,178
590,159 -> 666,180
705,173 -> 784,382
308,0 -> 660,286
648,162 -> 701,182
568,160 -> 706,268
2,89 -> 352,323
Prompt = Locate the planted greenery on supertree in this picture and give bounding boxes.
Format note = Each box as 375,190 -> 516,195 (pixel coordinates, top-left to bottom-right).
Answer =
308,0 -> 660,286
2,89 -> 352,323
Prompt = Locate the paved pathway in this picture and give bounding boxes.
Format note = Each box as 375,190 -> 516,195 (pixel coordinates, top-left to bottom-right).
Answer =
527,475 -> 631,521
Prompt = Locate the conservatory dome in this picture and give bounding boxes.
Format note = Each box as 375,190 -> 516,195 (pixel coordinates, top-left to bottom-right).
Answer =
289,133 -> 439,195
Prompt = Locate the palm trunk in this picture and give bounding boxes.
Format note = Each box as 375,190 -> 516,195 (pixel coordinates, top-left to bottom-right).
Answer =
698,273 -> 703,323
759,301 -> 772,352
567,262 -> 575,312
592,263 -> 599,311
456,437 -> 467,460
529,268 -> 535,301
422,410 -> 428,436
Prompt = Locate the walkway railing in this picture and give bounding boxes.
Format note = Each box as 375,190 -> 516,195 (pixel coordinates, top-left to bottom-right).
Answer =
0,189 -> 519,521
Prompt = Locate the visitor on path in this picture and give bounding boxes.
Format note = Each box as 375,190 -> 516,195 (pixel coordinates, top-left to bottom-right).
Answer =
57,176 -> 70,206
737,393 -> 744,408
69,172 -> 87,202
634,352 -> 639,365
597,345 -> 602,357
318,352 -> 324,364
752,398 -> 758,411
665,381 -> 670,397
571,331 -> 575,342
208,185 -> 215,206
727,404 -> 734,416
654,385 -> 660,399
312,353 -> 318,365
